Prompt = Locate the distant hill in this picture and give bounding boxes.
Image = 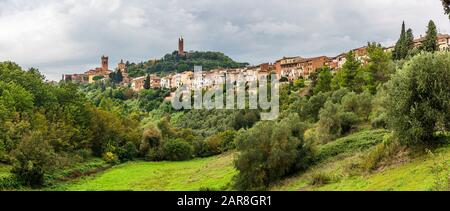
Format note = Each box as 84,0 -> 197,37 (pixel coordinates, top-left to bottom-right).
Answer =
126,51 -> 249,77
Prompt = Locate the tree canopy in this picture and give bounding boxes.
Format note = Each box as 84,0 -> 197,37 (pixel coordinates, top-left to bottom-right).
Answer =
126,51 -> 249,77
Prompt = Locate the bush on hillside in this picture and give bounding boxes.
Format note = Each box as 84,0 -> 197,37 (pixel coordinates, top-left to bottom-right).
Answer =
162,139 -> 194,161
362,133 -> 401,171
234,115 -> 314,190
341,92 -> 373,121
193,140 -> 214,158
116,142 -> 138,161
309,171 -> 340,186
10,132 -> 57,187
139,124 -> 162,156
316,101 -> 359,143
218,130 -> 237,153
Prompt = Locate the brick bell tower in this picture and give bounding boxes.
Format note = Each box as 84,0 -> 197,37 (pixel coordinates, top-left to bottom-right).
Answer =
101,55 -> 109,71
178,37 -> 185,56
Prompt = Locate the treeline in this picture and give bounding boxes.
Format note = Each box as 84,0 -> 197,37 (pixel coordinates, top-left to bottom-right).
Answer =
0,62 -> 143,186
126,51 -> 249,77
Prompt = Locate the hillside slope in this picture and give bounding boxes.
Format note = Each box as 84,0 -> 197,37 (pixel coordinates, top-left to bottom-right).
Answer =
272,131 -> 450,191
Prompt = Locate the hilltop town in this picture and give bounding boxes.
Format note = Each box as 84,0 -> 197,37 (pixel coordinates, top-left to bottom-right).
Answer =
2,0 -> 450,193
63,33 -> 450,94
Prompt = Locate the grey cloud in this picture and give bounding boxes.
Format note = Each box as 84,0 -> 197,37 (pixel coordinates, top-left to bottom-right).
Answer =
0,0 -> 449,81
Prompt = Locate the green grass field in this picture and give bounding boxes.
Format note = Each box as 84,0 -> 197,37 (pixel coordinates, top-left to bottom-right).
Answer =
50,152 -> 237,191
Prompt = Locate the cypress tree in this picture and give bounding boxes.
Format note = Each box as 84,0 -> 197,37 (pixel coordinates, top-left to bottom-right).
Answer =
116,69 -> 123,83
422,20 -> 438,52
144,74 -> 151,90
393,22 -> 406,60
405,28 -> 415,55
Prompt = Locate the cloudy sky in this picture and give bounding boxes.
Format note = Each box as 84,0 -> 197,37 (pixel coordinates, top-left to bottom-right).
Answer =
0,0 -> 449,81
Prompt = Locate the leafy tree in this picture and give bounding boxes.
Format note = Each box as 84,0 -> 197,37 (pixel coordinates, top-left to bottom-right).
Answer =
139,124 -> 162,156
316,101 -> 359,143
218,130 -> 237,153
386,52 -> 450,145
292,92 -> 329,123
332,51 -> 361,91
293,78 -> 305,90
88,106 -> 140,157
341,92 -> 373,121
313,67 -> 333,94
354,65 -> 374,93
366,43 -> 395,84
194,130 -> 237,158
157,117 -> 178,139
138,89 -> 170,112
11,132 -> 57,187
422,20 -> 438,52
233,110 -> 260,130
234,115 -> 314,190
393,22 -> 414,60
161,139 -> 194,161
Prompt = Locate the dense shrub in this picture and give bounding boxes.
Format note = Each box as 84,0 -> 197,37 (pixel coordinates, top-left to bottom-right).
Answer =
146,148 -> 165,161
10,132 -> 57,187
233,110 -> 260,130
371,114 -> 388,129
287,92 -> 330,123
89,107 -> 141,157
193,140 -> 214,158
309,171 -> 339,186
139,124 -> 162,156
173,108 -> 257,139
362,133 -> 401,171
316,101 -> 360,143
0,176 -> 21,190
138,89 -> 170,112
341,92 -> 373,120
116,142 -> 138,161
218,130 -> 236,153
161,139 -> 194,161
102,152 -> 119,164
193,130 -> 237,158
329,88 -> 350,104
234,115 -> 314,190
386,52 -> 450,145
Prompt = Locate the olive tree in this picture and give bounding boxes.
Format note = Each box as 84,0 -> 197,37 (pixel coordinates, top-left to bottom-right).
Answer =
386,52 -> 450,145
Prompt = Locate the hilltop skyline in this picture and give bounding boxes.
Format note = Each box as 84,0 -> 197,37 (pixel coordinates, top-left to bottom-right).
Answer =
0,0 -> 450,81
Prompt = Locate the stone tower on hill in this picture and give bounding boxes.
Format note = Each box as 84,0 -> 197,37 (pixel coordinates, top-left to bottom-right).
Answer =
101,56 -> 109,71
178,37 -> 185,56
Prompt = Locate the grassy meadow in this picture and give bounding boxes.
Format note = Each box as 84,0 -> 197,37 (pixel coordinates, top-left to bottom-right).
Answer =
49,152 -> 237,191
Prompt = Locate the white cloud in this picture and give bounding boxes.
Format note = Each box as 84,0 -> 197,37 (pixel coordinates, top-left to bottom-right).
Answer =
0,0 -> 449,81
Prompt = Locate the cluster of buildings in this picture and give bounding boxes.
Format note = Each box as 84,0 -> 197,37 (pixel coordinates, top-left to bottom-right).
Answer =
63,33 -> 450,92
63,57 -> 131,85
